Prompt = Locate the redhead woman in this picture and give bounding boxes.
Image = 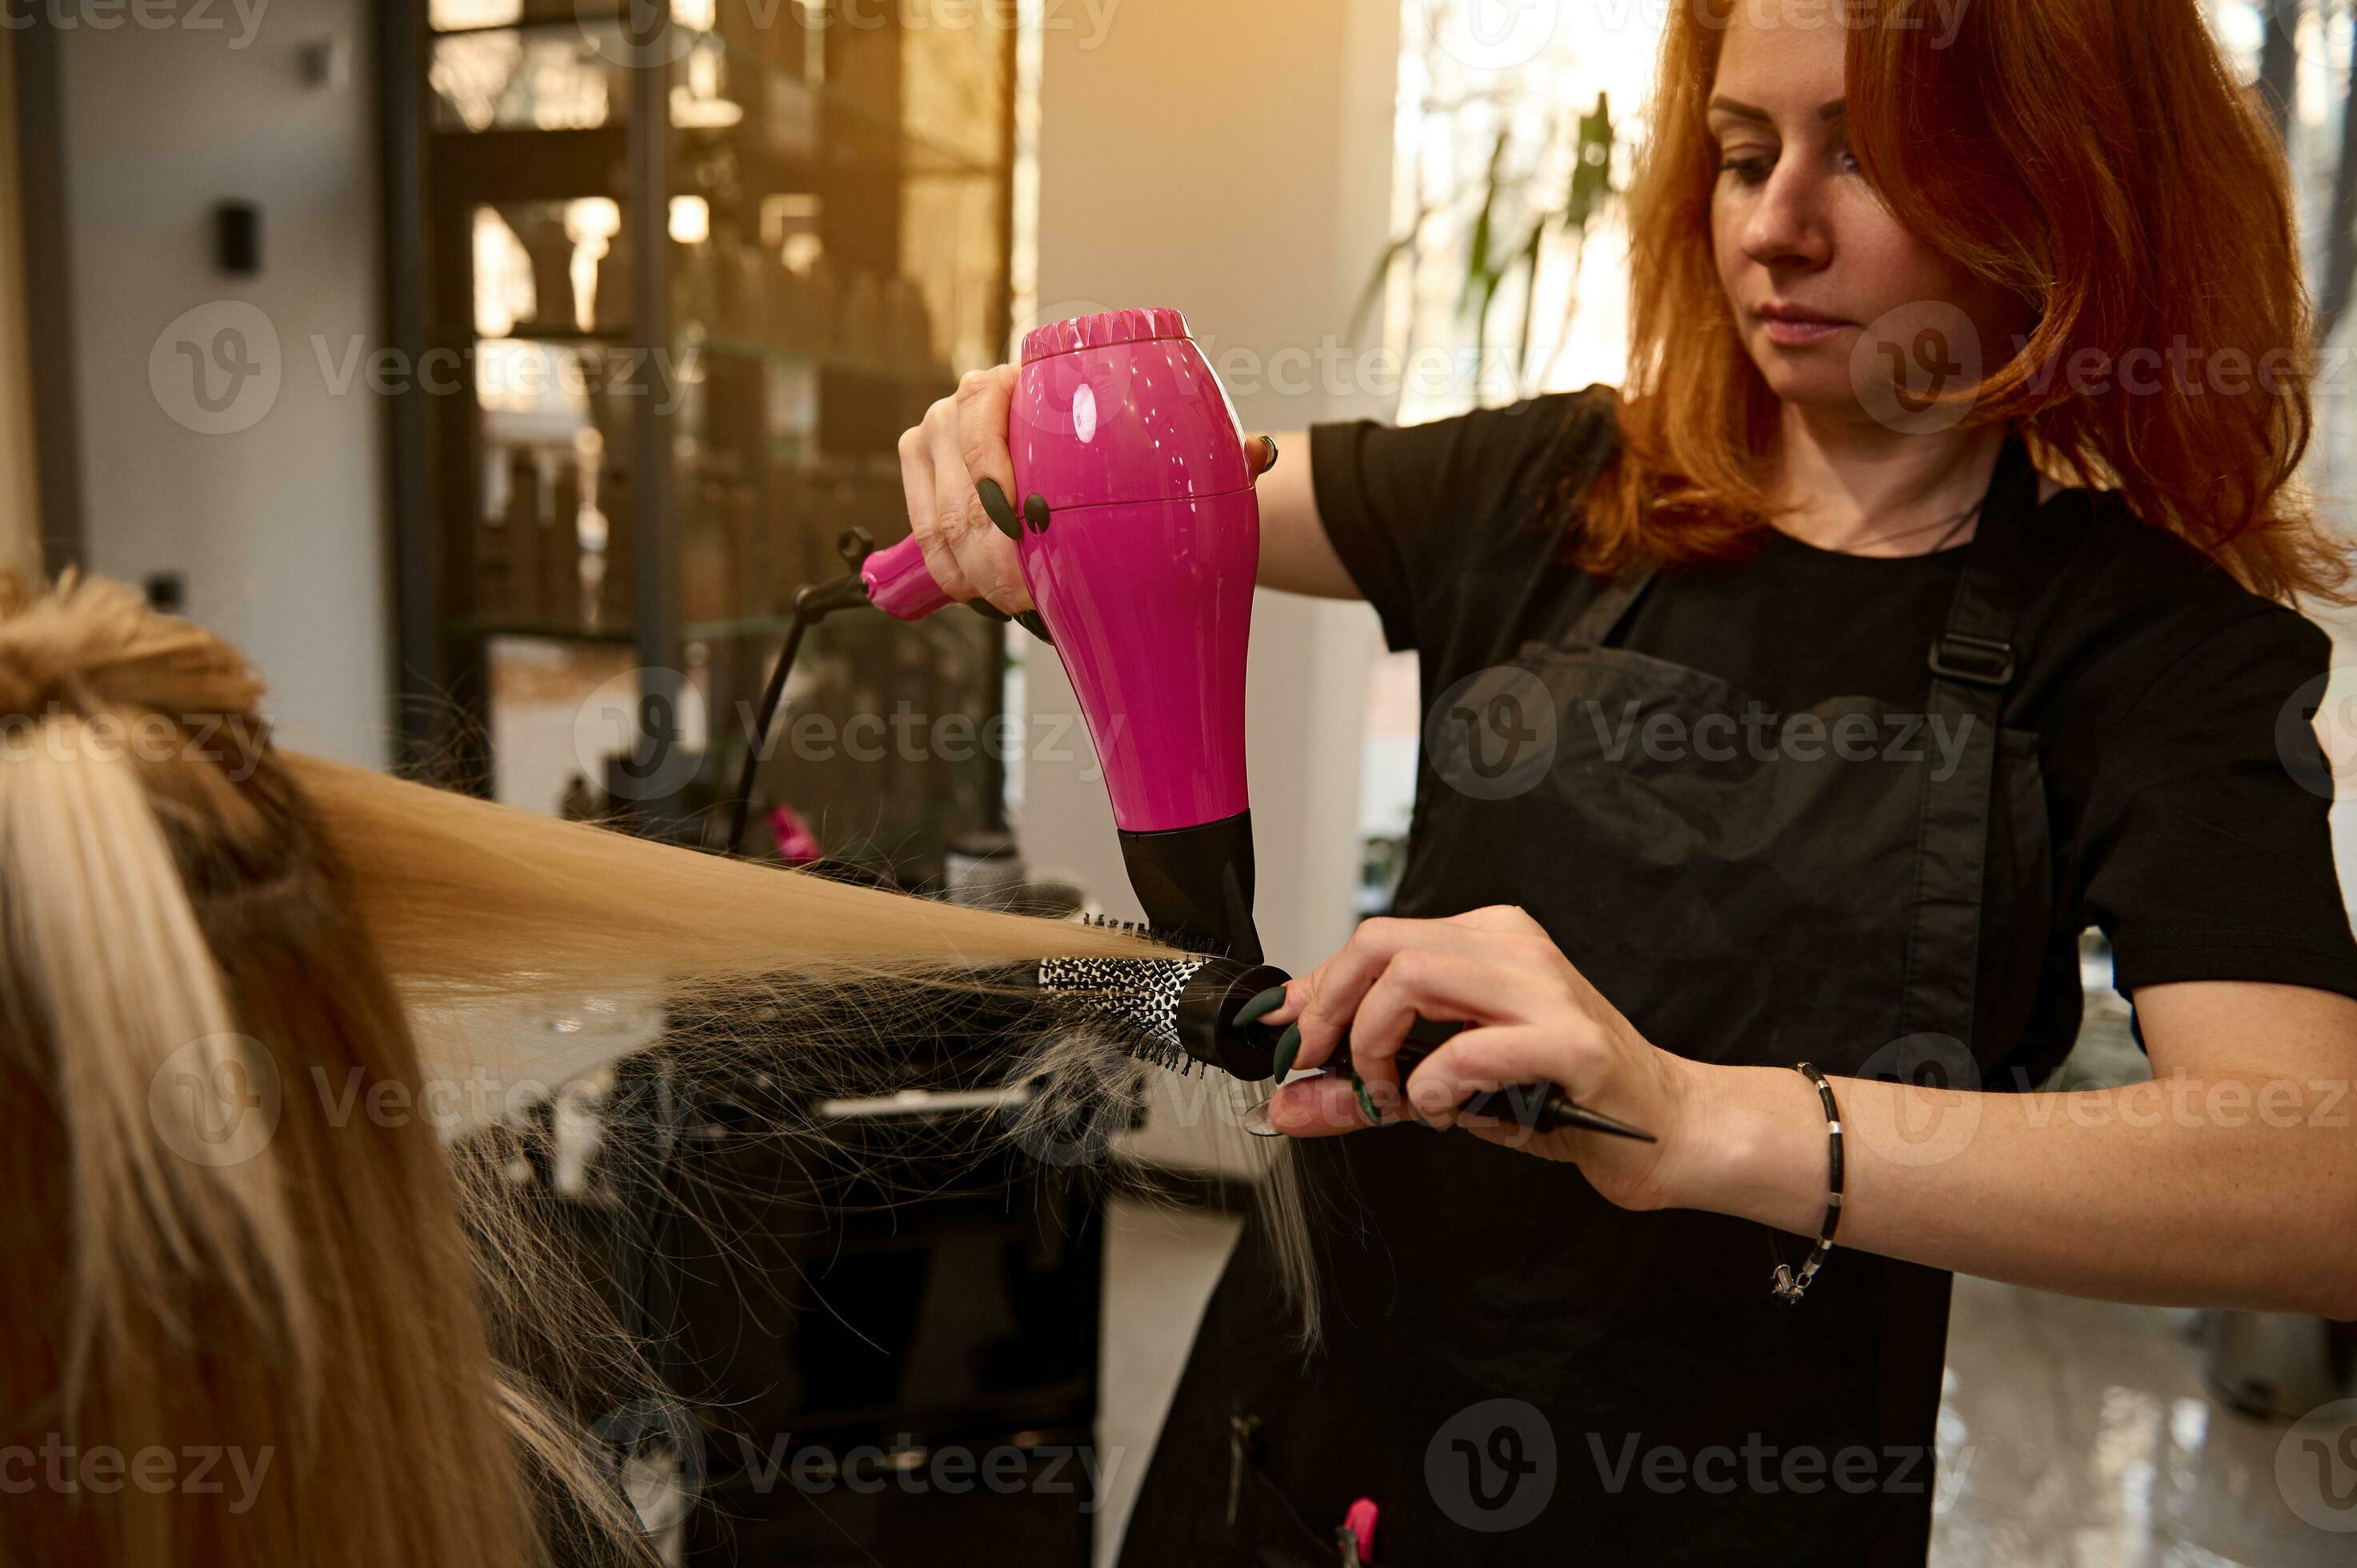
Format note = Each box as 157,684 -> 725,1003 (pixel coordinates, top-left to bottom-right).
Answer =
898,2 -> 2357,1560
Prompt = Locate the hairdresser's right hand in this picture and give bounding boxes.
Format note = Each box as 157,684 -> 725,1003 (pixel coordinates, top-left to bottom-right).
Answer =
895,366 -> 1283,621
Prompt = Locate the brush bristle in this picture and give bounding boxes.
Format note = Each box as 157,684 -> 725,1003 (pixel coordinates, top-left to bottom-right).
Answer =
1036,950 -> 1208,1075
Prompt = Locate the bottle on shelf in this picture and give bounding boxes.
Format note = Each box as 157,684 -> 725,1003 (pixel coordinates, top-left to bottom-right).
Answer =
597,462 -> 634,632
485,447 -> 543,622
542,464 -> 583,628
521,212 -> 578,334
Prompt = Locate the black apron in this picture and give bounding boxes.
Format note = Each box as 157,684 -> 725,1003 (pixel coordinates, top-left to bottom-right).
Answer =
1118,434 -> 2060,1566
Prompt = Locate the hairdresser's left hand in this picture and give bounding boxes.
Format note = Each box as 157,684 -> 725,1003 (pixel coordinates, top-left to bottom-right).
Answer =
1261,906 -> 1706,1211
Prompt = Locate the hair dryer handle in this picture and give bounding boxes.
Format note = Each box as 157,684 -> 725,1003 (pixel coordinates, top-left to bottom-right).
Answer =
859,535 -> 954,622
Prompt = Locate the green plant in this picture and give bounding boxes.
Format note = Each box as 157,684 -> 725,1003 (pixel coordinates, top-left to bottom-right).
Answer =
1355,89 -> 1619,402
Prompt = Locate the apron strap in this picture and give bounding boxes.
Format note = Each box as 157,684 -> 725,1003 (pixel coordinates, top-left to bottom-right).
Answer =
1896,429 -> 2039,1046
1566,562 -> 1658,647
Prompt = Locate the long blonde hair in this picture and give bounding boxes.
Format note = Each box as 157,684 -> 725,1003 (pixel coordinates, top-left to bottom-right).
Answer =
0,571 -> 1288,1566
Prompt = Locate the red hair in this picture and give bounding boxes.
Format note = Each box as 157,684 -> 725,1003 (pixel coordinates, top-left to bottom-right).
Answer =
1582,0 -> 2345,603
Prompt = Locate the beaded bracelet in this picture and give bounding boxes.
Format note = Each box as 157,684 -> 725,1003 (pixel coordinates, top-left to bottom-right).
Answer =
1770,1062 -> 1843,1304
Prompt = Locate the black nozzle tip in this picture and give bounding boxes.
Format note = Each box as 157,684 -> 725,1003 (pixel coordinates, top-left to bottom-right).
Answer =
1175,958 -> 1291,1082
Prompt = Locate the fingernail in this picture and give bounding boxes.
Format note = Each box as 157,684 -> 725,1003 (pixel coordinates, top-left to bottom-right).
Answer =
976,478 -> 1021,540
1015,610 -> 1054,645
1023,494 -> 1052,534
1235,986 -> 1287,1028
1271,1023 -> 1300,1081
966,598 -> 1011,622
1351,1073 -> 1379,1127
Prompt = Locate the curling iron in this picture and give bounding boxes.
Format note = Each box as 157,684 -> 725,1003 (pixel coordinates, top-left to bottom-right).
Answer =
732,308 -> 1652,1142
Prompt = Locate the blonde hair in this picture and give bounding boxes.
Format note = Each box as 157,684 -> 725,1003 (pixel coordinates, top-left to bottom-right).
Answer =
0,571 -> 1304,1566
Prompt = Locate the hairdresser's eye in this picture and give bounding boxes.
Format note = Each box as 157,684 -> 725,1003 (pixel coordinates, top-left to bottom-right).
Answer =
1718,151 -> 1774,188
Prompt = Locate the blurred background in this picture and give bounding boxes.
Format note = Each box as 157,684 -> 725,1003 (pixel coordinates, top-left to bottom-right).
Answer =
2,2 -> 2355,1563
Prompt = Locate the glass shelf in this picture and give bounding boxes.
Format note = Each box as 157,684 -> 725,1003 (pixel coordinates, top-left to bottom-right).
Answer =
443,615 -> 637,645
428,14 -> 998,179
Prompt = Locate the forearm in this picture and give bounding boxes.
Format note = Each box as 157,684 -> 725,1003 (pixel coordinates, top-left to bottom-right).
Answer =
1675,1062 -> 2357,1318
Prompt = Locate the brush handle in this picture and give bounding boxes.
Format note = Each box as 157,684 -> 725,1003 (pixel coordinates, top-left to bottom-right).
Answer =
1331,1018 -> 1657,1143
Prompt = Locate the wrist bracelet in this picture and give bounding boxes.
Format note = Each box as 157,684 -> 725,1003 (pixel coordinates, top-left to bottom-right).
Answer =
1770,1062 -> 1843,1305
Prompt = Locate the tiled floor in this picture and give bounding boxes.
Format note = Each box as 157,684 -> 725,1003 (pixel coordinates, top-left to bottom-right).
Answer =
1096,1201 -> 2355,1566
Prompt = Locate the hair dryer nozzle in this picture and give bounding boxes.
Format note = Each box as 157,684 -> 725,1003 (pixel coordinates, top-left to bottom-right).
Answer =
1116,811 -> 1263,967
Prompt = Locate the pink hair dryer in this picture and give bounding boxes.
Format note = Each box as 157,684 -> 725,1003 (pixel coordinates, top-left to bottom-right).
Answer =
858,307 -> 1265,965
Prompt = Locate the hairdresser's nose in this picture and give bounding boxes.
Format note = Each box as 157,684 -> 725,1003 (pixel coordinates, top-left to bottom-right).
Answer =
1741,163 -> 1833,273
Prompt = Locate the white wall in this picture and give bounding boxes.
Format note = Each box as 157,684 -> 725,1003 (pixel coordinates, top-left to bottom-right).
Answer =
55,5 -> 390,766
1024,0 -> 1399,1173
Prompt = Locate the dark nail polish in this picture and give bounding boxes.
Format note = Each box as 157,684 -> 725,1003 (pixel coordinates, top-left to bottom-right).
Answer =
1351,1074 -> 1380,1127
966,599 -> 1011,622
1235,986 -> 1287,1027
1015,610 -> 1054,645
1023,494 -> 1052,534
976,478 -> 1022,540
1271,1023 -> 1300,1081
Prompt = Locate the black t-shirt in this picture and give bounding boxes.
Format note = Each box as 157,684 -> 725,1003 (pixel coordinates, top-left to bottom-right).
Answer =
1311,385 -> 2357,1030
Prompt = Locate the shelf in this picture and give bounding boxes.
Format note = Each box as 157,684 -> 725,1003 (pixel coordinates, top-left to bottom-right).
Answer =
443,615 -> 637,646
684,326 -> 953,388
427,16 -> 998,180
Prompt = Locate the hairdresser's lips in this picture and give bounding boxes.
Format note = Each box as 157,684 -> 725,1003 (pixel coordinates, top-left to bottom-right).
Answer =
1755,301 -> 1857,347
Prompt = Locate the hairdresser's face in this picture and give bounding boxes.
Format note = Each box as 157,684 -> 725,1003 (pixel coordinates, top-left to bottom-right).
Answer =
1707,14 -> 2026,418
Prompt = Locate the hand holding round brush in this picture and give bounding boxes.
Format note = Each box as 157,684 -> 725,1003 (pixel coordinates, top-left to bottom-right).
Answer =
1257,906 -> 1698,1208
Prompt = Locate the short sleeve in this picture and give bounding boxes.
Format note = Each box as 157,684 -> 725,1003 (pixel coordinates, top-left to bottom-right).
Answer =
1308,386 -> 1617,654
2079,606 -> 2357,1000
